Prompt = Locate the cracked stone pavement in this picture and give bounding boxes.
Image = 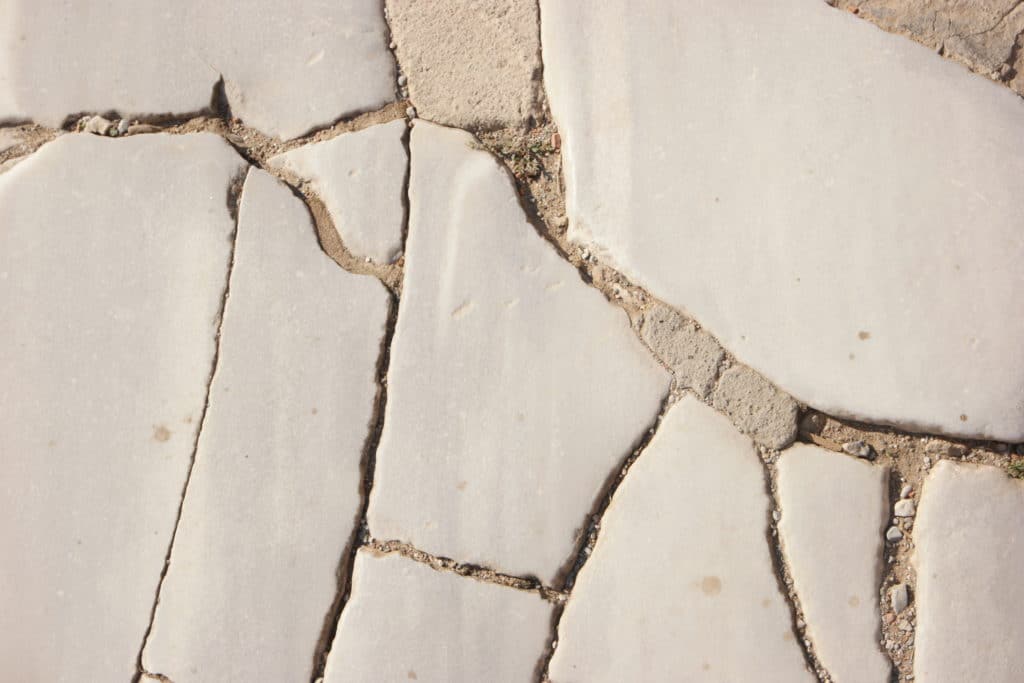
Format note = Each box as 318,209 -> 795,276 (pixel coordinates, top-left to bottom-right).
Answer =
1,1 -> 1023,682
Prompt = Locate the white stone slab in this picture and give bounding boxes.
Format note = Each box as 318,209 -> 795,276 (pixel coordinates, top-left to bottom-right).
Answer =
368,121 -> 668,583
141,169 -> 389,682
388,0 -> 540,129
541,0 -> 1024,441
269,119 -> 407,263
324,550 -> 552,683
913,460 -> 1024,682
1,1 -> 395,139
777,444 -> 890,683
549,397 -> 813,683
0,133 -> 244,682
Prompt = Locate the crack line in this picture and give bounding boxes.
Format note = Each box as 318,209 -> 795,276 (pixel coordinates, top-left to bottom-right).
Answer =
130,165 -> 249,683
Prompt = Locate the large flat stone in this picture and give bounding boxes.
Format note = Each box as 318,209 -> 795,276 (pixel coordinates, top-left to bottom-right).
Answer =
0,133 -> 244,682
1,1 -> 395,139
389,0 -> 541,129
367,121 -> 668,583
549,397 -> 813,682
141,169 -> 389,681
777,444 -> 890,683
913,460 -> 1024,682
268,119 -> 407,263
323,550 -> 552,682
541,0 -> 1024,441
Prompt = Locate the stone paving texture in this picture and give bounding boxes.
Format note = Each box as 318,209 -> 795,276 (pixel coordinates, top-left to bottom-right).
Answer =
323,549 -> 552,683
141,169 -> 390,682
368,121 -> 668,583
549,397 -> 813,682
913,460 -> 1024,682
388,0 -> 541,129
0,133 -> 244,682
777,444 -> 891,683
0,0 -> 395,138
268,118 -> 408,263
541,0 -> 1024,441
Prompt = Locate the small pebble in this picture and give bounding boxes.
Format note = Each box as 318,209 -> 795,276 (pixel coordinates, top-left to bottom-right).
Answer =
799,412 -> 826,434
883,612 -> 895,625
397,74 -> 408,87
886,526 -> 903,542
84,115 -> 113,135
843,440 -> 873,459
117,119 -> 130,135
900,484 -> 913,498
406,106 -> 417,119
894,499 -> 916,517
890,583 -> 910,613
772,510 -> 781,522
127,123 -> 161,135
898,619 -> 912,631
551,132 -> 561,150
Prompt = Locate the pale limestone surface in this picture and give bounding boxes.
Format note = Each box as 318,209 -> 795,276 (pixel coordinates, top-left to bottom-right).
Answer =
913,460 -> 1024,682
142,170 -> 389,682
324,550 -> 552,683
541,0 -> 1024,441
0,128 -> 19,152
549,397 -> 813,682
777,444 -> 890,683
268,119 -> 407,263
389,0 -> 541,129
368,121 -> 668,583
1,0 -> 395,138
0,133 -> 244,682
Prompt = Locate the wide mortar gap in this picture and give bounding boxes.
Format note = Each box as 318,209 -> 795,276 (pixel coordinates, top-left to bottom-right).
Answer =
365,539 -> 565,603
130,165 -> 249,683
533,391 -> 677,682
307,290 -> 399,683
761,454 -> 836,683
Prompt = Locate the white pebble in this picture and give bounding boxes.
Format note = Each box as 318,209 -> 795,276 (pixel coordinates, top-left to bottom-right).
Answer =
894,499 -> 916,517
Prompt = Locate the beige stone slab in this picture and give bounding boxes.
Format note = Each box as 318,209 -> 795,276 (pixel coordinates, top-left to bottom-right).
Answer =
777,444 -> 891,683
389,0 -> 541,129
367,121 -> 668,583
0,133 -> 244,682
324,550 -> 552,683
1,0 -> 395,139
141,169 -> 389,682
913,460 -> 1024,682
268,119 -> 407,263
549,397 -> 813,683
541,0 -> 1024,441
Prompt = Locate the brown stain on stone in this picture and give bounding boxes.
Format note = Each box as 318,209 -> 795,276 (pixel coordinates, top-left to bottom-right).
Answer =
153,425 -> 171,442
456,480 -> 468,491
858,331 -> 871,340
761,598 -> 771,608
700,576 -> 722,596
407,671 -> 418,681
311,407 -> 318,415
848,595 -> 860,607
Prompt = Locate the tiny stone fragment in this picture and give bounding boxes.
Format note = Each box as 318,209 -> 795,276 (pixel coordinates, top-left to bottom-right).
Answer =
799,411 -> 826,434
894,499 -> 916,517
84,115 -> 113,135
842,440 -> 874,459
900,484 -> 913,498
890,583 -> 910,613
886,526 -> 903,542
711,364 -> 798,449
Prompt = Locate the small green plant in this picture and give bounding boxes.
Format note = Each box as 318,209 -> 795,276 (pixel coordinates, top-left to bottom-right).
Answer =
1008,460 -> 1024,480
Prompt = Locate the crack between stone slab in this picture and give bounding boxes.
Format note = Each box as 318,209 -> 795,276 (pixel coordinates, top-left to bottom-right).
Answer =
534,390 -> 677,682
138,672 -> 175,683
365,539 -> 565,604
761,452 -> 835,683
305,121 -> 410,681
129,165 -> 248,683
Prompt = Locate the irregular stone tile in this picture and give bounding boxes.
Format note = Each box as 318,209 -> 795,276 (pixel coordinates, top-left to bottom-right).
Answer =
368,121 -> 668,583
541,0 -> 1024,441
1,1 -> 395,138
389,0 -> 541,129
777,444 -> 890,683
268,119 -> 407,263
913,460 -> 1024,682
549,397 -> 813,682
639,301 -> 724,398
142,169 -> 389,682
0,133 -> 244,682
712,365 -> 798,449
323,549 -> 552,682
